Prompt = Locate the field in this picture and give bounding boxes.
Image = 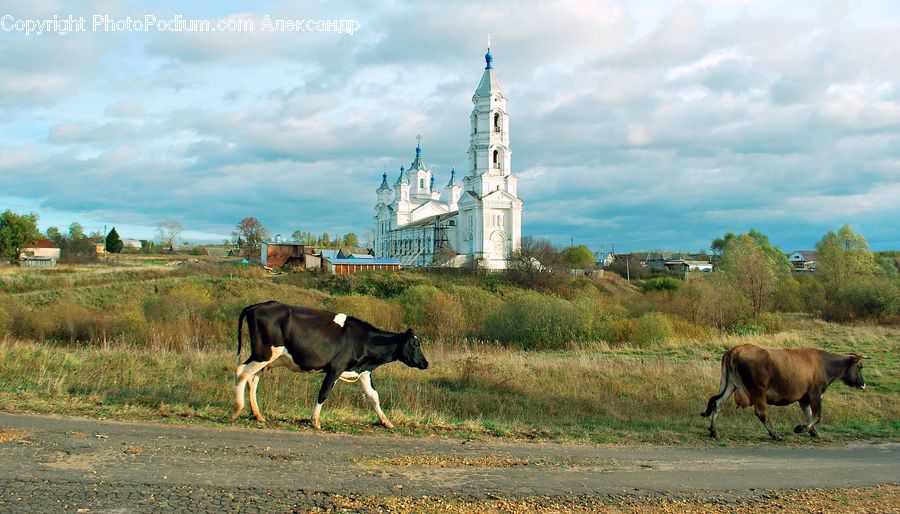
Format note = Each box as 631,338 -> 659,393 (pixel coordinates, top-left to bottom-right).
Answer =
0,258 -> 897,446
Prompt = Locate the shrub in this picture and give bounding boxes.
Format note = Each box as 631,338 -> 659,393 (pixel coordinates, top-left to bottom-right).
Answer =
422,291 -> 467,341
446,285 -> 503,337
483,292 -> 589,350
398,285 -> 441,328
640,277 -> 681,292
327,295 -> 404,332
631,312 -> 673,346
143,283 -> 212,321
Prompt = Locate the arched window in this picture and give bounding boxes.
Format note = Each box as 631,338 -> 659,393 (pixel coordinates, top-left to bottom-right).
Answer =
419,178 -> 424,188
492,150 -> 499,168
494,112 -> 501,132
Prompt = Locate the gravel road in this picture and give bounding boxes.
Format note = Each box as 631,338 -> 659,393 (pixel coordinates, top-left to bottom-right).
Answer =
0,412 -> 897,512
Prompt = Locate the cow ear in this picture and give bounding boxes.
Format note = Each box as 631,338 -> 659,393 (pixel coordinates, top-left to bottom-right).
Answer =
405,328 -> 414,336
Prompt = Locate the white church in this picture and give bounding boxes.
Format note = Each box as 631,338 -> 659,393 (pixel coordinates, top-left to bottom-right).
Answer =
373,46 -> 523,269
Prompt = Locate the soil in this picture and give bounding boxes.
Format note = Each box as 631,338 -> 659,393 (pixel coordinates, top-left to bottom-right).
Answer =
0,412 -> 897,512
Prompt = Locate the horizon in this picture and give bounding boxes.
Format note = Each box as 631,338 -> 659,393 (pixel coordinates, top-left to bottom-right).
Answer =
2,1 -> 899,253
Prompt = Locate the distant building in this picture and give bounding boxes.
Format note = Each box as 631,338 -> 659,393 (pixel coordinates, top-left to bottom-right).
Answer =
20,238 -> 61,267
326,258 -> 401,275
373,46 -> 523,269
788,251 -> 817,271
260,242 -> 309,268
121,239 -> 143,249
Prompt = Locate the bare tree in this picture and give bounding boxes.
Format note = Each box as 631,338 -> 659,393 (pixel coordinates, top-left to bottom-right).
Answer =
505,236 -> 567,290
157,219 -> 184,250
232,217 -> 269,263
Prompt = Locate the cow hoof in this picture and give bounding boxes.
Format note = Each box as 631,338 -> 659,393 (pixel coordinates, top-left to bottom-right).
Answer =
709,430 -> 719,439
809,428 -> 819,438
312,421 -> 322,431
771,434 -> 784,441
254,416 -> 266,423
794,424 -> 808,434
383,421 -> 395,429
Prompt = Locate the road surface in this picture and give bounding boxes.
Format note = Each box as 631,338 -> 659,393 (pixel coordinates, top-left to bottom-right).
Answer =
0,412 -> 897,512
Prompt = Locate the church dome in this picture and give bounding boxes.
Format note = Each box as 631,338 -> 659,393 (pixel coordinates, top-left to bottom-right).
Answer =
484,50 -> 493,69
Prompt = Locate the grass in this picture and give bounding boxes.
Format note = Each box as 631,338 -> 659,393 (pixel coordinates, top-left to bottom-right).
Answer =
0,322 -> 896,446
0,258 -> 897,445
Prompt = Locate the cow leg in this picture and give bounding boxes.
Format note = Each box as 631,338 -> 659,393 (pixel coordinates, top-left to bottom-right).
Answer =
248,374 -> 265,422
312,369 -> 340,430
794,401 -> 814,435
808,397 -> 823,437
232,360 -> 269,422
359,371 -> 394,429
705,382 -> 735,439
754,397 -> 782,441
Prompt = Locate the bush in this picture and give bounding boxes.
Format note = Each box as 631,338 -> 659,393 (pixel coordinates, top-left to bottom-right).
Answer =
640,277 -> 681,292
631,312 -> 673,346
446,285 -> 503,337
398,285 -> 441,328
484,292 -> 591,350
327,295 -> 404,332
143,283 -> 212,321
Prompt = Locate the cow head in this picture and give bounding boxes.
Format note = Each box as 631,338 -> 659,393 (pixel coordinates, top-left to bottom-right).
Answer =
842,354 -> 866,390
398,329 -> 429,370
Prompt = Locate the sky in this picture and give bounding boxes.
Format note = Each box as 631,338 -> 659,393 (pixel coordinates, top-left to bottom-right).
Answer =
1,0 -> 899,253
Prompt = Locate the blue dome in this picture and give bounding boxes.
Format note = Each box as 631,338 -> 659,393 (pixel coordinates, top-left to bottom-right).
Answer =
485,50 -> 493,69
415,144 -> 422,158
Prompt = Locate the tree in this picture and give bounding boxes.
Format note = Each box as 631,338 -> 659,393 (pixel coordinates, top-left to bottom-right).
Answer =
561,245 -> 595,270
505,236 -> 567,290
0,210 -> 41,264
157,219 -> 183,249
321,232 -> 330,248
46,226 -> 63,246
105,227 -> 124,253
342,232 -> 360,248
232,217 -> 269,262
815,224 -> 878,299
718,233 -> 778,315
291,229 -> 305,243
711,232 -> 736,256
68,222 -> 84,241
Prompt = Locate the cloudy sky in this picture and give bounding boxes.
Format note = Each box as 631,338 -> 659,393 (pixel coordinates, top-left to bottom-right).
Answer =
1,0 -> 899,252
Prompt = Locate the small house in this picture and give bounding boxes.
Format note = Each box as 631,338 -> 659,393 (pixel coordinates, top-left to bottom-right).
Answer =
20,238 -> 61,267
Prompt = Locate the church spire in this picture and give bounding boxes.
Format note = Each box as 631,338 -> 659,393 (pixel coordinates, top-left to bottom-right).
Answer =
485,33 -> 493,70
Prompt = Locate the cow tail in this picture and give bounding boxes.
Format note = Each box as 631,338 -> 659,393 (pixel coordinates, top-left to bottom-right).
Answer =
701,351 -> 730,417
235,307 -> 248,385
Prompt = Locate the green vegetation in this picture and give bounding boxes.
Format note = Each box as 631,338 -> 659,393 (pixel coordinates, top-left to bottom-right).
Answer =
105,227 -> 124,253
0,210 -> 41,264
0,251 -> 897,445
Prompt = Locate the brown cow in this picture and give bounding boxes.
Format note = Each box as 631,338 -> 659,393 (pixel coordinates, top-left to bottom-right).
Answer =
701,344 -> 866,440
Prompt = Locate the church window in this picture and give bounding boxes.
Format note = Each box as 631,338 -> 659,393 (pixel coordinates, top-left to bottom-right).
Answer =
494,112 -> 501,132
419,178 -> 424,188
492,150 -> 499,168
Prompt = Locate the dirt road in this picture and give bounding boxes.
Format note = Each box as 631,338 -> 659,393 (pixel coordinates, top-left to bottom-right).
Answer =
0,412 -> 897,512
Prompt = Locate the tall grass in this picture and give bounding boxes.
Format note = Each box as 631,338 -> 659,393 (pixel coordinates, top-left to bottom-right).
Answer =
0,323 -> 895,444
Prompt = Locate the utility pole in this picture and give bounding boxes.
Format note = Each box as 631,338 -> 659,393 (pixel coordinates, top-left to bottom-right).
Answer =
626,257 -> 630,282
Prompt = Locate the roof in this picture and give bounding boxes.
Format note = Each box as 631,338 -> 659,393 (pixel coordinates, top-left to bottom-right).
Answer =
790,251 -> 817,260
349,253 -> 374,259
327,258 -> 401,265
318,249 -> 339,259
398,212 -> 458,229
29,238 -> 59,249
474,68 -> 504,98
264,241 -> 306,247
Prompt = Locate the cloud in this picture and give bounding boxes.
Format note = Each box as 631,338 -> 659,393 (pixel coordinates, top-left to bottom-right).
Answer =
0,0 -> 898,252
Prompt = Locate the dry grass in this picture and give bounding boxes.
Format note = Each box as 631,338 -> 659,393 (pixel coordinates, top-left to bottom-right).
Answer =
322,485 -> 900,513
0,320 -> 896,445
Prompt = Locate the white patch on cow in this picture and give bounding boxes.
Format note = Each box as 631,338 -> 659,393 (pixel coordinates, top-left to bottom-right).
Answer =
333,313 -> 347,327
861,384 -> 866,390
338,371 -> 360,383
267,346 -> 300,372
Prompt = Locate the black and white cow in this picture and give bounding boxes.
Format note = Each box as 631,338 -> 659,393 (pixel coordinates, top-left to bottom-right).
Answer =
232,301 -> 429,430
